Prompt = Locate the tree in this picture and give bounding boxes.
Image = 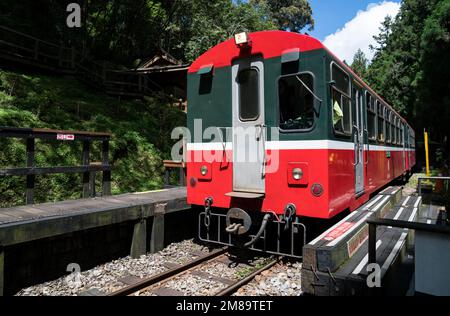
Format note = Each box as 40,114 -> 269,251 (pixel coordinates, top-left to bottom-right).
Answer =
251,0 -> 314,33
351,49 -> 368,79
417,0 -> 450,146
369,16 -> 393,59
366,0 -> 449,152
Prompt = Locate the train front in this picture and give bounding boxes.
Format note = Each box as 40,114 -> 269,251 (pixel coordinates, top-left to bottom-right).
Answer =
185,31 -> 328,258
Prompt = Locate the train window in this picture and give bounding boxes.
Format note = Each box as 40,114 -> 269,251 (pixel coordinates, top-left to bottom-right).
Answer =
238,68 -> 259,121
385,108 -> 391,143
394,119 -> 397,144
331,63 -> 350,95
331,64 -> 351,136
392,116 -> 397,144
279,73 -> 315,131
377,101 -> 384,142
366,93 -> 376,140
332,89 -> 352,135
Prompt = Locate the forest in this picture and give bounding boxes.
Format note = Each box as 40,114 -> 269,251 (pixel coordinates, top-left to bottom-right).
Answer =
0,0 -> 449,206
350,0 -> 450,161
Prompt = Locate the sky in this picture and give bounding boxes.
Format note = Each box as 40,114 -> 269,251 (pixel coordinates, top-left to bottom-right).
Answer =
308,0 -> 402,62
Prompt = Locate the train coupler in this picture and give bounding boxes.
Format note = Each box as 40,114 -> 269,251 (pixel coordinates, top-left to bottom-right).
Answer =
198,208 -> 306,259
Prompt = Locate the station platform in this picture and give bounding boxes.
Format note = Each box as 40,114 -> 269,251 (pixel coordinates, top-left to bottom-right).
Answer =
302,186 -> 426,296
0,187 -> 189,295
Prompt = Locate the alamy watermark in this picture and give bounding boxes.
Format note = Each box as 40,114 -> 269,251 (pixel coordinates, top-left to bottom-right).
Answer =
171,120 -> 281,174
366,263 -> 381,288
66,3 -> 81,28
65,263 -> 82,288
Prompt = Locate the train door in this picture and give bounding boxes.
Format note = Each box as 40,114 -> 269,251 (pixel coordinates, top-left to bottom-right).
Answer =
230,58 -> 266,195
354,86 -> 365,195
402,124 -> 406,171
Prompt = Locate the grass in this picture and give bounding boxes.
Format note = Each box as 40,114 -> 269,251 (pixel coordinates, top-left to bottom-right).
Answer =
235,257 -> 274,279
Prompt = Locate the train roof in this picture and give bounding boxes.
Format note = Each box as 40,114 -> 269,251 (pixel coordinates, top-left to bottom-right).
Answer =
189,30 -> 413,131
189,31 -> 324,74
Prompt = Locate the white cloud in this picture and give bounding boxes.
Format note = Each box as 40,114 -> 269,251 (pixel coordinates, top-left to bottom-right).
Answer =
323,1 -> 400,63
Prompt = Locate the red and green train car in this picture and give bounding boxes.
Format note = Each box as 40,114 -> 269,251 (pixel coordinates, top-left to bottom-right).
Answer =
185,31 -> 416,258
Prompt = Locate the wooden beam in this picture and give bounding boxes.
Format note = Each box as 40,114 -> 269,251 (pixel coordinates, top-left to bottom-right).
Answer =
131,219 -> 147,258
0,249 -> 4,296
102,141 -> 111,196
0,165 -> 110,176
26,138 -> 35,205
82,141 -> 91,198
150,204 -> 166,253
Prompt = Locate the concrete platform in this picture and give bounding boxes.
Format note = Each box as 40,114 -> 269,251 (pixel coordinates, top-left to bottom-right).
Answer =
0,187 -> 189,295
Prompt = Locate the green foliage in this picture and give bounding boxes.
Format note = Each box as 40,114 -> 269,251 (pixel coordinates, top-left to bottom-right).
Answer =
367,0 -> 449,151
165,0 -> 279,62
251,0 -> 314,33
351,49 -> 369,79
0,0 -> 314,65
0,70 -> 185,207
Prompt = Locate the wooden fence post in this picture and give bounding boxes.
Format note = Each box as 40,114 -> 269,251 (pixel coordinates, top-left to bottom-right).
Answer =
71,47 -> 76,69
26,138 -> 35,205
82,140 -> 91,198
0,248 -> 4,296
58,46 -> 63,68
102,140 -> 111,196
34,40 -> 39,60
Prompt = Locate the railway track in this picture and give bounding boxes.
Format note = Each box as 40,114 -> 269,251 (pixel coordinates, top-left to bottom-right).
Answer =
108,247 -> 280,297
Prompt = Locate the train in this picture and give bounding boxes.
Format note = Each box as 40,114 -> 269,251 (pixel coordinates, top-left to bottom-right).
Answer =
185,30 -> 416,258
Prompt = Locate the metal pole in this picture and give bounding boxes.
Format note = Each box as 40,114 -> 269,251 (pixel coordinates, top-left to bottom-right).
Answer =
424,130 -> 430,177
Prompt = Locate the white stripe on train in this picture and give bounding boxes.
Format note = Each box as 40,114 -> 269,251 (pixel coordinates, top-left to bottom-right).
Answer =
187,140 -> 415,152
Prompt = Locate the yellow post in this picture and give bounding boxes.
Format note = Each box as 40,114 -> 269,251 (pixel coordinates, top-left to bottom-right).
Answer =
424,130 -> 430,177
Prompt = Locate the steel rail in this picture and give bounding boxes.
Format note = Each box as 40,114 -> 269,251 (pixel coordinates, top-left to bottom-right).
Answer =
215,257 -> 281,296
109,247 -> 228,296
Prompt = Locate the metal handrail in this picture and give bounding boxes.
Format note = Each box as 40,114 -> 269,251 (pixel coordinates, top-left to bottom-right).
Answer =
367,218 -> 450,266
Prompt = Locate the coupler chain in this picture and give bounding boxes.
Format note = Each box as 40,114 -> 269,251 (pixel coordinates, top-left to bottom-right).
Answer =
204,197 -> 213,229
284,203 -> 296,231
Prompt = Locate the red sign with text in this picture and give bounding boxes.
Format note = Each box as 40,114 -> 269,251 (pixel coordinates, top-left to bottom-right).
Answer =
323,222 -> 355,241
57,134 -> 75,141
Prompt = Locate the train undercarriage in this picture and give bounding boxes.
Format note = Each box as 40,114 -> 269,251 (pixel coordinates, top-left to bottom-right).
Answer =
198,198 -> 306,259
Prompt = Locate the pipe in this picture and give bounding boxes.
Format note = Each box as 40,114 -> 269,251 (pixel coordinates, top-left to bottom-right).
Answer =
244,213 -> 272,248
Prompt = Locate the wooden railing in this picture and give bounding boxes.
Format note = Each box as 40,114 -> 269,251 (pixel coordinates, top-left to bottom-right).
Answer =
0,25 -> 156,98
0,126 -> 111,205
0,26 -> 75,72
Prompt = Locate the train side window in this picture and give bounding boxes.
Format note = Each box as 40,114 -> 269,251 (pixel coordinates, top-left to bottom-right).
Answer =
331,63 -> 351,135
377,101 -> 384,142
238,68 -> 260,121
392,116 -> 397,144
278,73 -> 315,131
385,109 -> 391,143
366,93 -> 376,140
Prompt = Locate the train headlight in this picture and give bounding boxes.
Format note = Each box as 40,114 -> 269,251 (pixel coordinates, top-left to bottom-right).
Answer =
200,165 -> 209,176
292,168 -> 303,181
234,32 -> 249,46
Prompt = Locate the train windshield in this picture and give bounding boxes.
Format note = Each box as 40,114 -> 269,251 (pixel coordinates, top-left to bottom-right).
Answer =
279,73 -> 314,131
